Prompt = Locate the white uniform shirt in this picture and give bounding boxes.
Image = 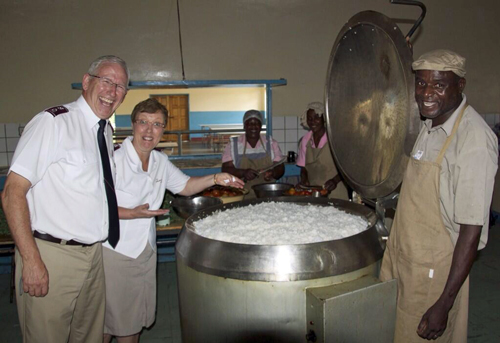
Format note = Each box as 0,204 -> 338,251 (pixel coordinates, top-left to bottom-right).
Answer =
10,96 -> 115,244
103,137 -> 190,258
412,95 -> 498,249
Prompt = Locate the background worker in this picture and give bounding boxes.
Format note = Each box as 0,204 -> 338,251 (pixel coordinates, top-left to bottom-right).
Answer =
221,109 -> 284,198
296,102 -> 349,200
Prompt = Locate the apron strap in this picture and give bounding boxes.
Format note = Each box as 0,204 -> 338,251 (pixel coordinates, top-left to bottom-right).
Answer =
436,103 -> 468,165
231,136 -> 241,167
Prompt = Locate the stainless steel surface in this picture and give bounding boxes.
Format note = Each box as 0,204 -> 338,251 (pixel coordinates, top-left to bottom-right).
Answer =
176,197 -> 385,342
251,183 -> 293,199
306,276 -> 397,342
170,196 -> 222,219
176,197 -> 382,282
325,10 -> 420,199
178,262 -> 379,343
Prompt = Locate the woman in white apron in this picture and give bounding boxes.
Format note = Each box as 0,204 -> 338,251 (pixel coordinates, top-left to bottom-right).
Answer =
296,102 -> 349,200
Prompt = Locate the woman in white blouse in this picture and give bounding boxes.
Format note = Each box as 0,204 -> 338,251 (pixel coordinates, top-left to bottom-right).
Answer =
103,98 -> 243,343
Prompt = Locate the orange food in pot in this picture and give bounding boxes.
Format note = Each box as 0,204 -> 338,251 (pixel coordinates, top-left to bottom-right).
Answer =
211,189 -> 221,197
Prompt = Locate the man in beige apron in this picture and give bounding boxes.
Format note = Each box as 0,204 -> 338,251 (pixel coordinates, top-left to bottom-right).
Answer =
221,110 -> 285,199
297,102 -> 349,200
380,50 -> 498,342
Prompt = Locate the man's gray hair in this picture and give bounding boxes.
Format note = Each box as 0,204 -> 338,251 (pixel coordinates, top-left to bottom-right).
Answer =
87,55 -> 130,85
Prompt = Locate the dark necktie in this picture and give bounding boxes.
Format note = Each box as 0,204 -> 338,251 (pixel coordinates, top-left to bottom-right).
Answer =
97,119 -> 120,248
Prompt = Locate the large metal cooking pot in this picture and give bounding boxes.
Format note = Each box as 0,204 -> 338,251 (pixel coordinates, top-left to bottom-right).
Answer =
176,197 -> 384,342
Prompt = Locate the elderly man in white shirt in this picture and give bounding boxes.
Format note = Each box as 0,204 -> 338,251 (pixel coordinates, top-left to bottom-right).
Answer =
2,55 -> 129,342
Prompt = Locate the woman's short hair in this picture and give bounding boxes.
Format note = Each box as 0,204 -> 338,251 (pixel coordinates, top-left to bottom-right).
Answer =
131,98 -> 168,123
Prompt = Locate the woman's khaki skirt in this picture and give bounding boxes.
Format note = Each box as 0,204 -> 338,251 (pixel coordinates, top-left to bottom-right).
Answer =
103,243 -> 156,336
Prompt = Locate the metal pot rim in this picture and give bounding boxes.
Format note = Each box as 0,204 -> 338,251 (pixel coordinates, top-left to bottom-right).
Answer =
175,197 -> 384,281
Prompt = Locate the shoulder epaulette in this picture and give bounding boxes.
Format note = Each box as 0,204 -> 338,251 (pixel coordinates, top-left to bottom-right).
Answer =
45,106 -> 69,117
114,144 -> 121,151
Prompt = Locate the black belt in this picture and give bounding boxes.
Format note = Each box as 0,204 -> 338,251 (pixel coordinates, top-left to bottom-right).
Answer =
33,231 -> 95,247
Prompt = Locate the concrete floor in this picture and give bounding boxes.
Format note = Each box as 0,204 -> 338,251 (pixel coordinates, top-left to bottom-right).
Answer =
1,226 -> 499,343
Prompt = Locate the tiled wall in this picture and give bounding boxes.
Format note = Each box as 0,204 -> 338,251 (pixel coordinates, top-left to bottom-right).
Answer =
0,123 -> 25,167
483,114 -> 500,128
271,116 -> 308,156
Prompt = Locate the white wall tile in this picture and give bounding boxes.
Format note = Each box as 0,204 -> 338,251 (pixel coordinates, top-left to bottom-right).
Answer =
277,142 -> 286,154
0,124 -> 5,138
0,153 -> 8,167
6,137 -> 19,152
19,124 -> 26,136
285,130 -> 298,143
484,114 -> 495,126
272,129 -> 285,143
273,116 -> 284,129
5,123 -> 20,137
483,113 -> 500,127
285,117 -> 298,129
298,128 -> 309,139
495,114 -> 500,126
7,152 -> 15,165
285,142 -> 298,153
0,139 -> 6,152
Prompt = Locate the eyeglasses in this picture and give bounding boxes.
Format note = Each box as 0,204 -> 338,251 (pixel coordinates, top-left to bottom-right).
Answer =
134,119 -> 166,129
89,74 -> 128,94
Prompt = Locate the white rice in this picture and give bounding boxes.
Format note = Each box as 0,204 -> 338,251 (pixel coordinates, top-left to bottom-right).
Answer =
193,202 -> 368,245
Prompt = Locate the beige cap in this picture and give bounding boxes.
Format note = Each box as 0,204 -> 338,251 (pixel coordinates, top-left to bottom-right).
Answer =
243,110 -> 263,124
412,49 -> 466,77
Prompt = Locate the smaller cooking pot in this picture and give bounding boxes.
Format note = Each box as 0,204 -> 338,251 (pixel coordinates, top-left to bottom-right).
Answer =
171,196 -> 223,219
252,183 -> 293,198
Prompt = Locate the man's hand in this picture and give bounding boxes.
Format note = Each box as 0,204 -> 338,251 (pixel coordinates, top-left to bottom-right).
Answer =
324,178 -> 338,192
22,258 -> 49,297
417,300 -> 451,340
1,172 -> 48,297
263,170 -> 273,181
243,168 -> 259,181
417,224 -> 481,340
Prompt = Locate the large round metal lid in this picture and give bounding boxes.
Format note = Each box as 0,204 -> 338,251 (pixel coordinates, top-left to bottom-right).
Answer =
325,11 -> 420,199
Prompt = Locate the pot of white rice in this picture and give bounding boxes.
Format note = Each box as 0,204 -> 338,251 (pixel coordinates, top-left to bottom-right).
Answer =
175,197 -> 384,343
176,197 -> 383,343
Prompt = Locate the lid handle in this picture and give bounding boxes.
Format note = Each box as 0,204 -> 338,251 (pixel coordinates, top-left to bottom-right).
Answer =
390,0 -> 427,40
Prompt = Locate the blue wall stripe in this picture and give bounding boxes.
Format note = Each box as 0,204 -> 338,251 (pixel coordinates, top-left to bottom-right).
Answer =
115,111 -> 267,138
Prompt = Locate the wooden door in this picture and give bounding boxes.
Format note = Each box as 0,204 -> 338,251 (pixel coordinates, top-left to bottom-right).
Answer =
151,95 -> 189,142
